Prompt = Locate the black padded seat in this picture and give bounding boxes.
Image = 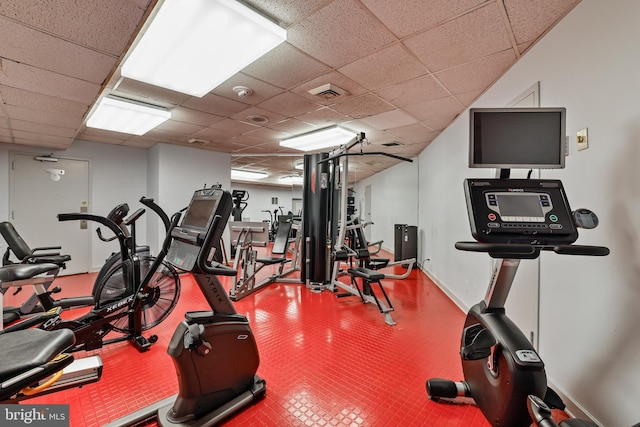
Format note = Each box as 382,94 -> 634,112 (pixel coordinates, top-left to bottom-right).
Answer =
0,221 -> 71,266
348,267 -> 384,281
0,263 -> 60,283
0,328 -> 75,381
256,257 -> 289,265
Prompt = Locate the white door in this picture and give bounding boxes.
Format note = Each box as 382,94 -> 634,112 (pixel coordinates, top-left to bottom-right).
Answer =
9,153 -> 91,275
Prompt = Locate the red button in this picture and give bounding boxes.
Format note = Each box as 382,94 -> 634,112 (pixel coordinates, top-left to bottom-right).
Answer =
488,213 -> 496,221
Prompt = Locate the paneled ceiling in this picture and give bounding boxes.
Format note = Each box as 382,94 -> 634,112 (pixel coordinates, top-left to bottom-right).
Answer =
0,0 -> 580,186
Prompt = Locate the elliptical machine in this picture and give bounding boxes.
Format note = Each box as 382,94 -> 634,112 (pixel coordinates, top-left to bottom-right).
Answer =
426,178 -> 609,426
105,186 -> 265,427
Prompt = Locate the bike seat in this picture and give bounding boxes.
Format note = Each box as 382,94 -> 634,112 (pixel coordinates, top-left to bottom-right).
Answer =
0,263 -> 60,284
0,328 -> 75,381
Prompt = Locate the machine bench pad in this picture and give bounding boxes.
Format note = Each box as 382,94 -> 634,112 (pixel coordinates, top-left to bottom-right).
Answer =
348,267 -> 384,281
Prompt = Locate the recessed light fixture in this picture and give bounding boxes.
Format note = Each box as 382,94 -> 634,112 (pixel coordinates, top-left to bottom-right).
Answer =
231,169 -> 268,180
86,95 -> 170,135
280,126 -> 356,151
121,0 -> 286,97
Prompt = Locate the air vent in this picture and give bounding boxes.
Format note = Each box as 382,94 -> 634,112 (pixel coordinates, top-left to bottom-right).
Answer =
382,141 -> 403,147
187,138 -> 209,145
308,83 -> 348,100
246,114 -> 270,125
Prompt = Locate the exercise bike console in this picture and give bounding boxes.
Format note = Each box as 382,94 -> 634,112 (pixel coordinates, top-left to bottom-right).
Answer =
464,179 -> 578,245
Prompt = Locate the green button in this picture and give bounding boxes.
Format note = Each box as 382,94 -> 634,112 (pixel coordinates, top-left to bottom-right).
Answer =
549,214 -> 558,222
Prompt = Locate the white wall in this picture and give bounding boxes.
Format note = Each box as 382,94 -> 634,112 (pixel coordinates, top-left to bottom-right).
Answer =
0,140 -> 148,270
1,141 -> 233,270
230,182 -> 303,223
150,143 -> 231,254
417,1 -> 640,425
354,158 -> 419,254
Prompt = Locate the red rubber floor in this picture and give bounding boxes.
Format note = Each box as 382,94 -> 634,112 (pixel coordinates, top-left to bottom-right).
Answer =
7,259 -> 569,426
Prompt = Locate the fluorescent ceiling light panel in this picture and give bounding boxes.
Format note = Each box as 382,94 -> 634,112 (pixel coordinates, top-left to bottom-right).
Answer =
280,126 -> 356,151
279,175 -> 303,185
121,0 -> 287,97
86,96 -> 170,135
231,169 -> 268,180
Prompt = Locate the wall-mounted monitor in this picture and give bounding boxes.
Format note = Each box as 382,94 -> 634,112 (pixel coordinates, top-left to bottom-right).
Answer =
469,107 -> 566,170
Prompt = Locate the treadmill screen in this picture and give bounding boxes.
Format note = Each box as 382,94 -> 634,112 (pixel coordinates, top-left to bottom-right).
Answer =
181,198 -> 218,229
496,194 -> 544,218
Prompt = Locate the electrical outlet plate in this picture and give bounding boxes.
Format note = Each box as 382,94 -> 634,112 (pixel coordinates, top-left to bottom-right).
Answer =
577,128 -> 589,151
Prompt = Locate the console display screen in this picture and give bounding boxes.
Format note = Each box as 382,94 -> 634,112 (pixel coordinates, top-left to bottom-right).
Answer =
496,194 -> 544,217
181,197 -> 218,229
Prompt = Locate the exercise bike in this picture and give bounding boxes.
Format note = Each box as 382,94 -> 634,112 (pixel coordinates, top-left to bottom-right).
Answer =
527,395 -> 640,427
41,204 -> 181,353
105,186 -> 266,427
426,178 -> 609,427
90,197 -> 177,309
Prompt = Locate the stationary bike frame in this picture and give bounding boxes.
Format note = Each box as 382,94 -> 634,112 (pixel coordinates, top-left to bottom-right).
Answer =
45,209 -> 181,352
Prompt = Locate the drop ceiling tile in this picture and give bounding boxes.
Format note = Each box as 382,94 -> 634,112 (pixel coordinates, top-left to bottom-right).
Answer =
258,92 -> 323,118
0,0 -> 150,55
11,119 -> 76,137
386,122 -> 438,144
435,49 -> 516,95
212,73 -> 285,105
375,74 -> 449,108
231,107 -> 288,126
287,0 -> 397,68
170,107 -> 225,127
362,0 -> 486,38
404,96 -> 464,130
518,41 -> 534,55
156,120 -> 204,135
456,88 -> 484,106
330,93 -> 394,119
6,105 -> 82,129
404,3 -> 512,72
268,118 -> 316,136
114,79 -> 192,106
12,130 -> 73,145
291,71 -> 368,105
0,59 -> 100,104
244,127 -> 290,141
338,44 -> 428,91
295,107 -> 350,127
76,131 -> 126,145
360,109 -> 417,130
0,135 -> 11,144
0,127 -> 10,138
189,126 -> 237,142
243,0 -> 331,27
0,17 -> 116,84
182,93 -> 248,117
243,43 -> 330,90
13,138 -> 69,149
0,86 -> 87,117
77,127 -> 128,143
210,118 -> 261,135
504,0 -> 579,44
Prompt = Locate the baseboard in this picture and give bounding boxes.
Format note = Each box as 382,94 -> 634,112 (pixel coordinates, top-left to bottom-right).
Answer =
547,379 -> 603,426
418,265 -> 469,313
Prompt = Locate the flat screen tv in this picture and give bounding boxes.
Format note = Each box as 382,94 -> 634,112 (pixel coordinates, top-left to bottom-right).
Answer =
469,107 -> 566,169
